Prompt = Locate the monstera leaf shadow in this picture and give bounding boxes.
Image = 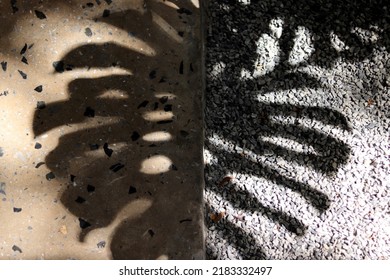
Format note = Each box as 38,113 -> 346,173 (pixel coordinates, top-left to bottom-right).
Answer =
33,0 -> 202,259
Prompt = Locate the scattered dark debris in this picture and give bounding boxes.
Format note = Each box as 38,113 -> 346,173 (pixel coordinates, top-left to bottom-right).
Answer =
52,61 -> 65,73
179,60 -> 184,74
96,0 -> 101,4
11,0 -> 18,13
0,182 -> 6,196
85,27 -> 93,37
149,69 -> 157,79
178,31 -> 184,37
18,70 -> 27,79
179,218 -> 192,223
159,76 -> 167,83
89,144 -> 99,150
103,143 -> 113,157
70,174 -> 76,182
164,104 -> 172,112
131,131 -> 140,141
28,44 -> 34,49
170,164 -> 178,171
34,85 -> 43,92
36,101 -> 46,109
104,0 -> 112,5
87,184 -> 95,192
21,56 -> 28,64
153,102 -> 159,110
177,8 -> 192,15
78,218 -> 91,229
13,207 -> 22,213
84,106 -> 95,117
128,186 -> 137,194
159,96 -> 168,104
35,10 -> 47,20
12,245 -> 22,253
46,172 -> 55,181
35,162 -> 45,168
137,100 -> 149,109
1,61 -> 7,71
0,91 -> 9,97
97,241 -> 106,248
148,229 -> 155,237
34,142 -> 42,149
75,196 -> 86,204
20,43 -> 27,55
157,120 -> 173,124
102,9 -> 110,17
86,2 -> 94,8
110,163 -> 124,172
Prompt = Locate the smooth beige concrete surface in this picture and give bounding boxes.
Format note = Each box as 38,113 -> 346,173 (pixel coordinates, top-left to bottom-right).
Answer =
0,0 -> 204,259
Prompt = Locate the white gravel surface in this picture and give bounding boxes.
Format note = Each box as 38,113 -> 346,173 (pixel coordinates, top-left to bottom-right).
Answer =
204,0 -> 390,259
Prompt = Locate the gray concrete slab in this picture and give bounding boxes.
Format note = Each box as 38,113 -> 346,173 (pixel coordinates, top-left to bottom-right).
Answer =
0,0 -> 204,259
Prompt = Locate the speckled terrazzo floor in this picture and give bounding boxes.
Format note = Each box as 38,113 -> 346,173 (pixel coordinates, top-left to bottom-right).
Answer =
0,0 -> 204,259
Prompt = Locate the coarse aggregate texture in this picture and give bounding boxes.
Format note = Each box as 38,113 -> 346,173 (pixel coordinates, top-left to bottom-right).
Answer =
204,0 -> 390,259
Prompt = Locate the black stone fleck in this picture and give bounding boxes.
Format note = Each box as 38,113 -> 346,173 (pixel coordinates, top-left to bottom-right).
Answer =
84,107 -> 95,117
149,69 -> 157,79
85,27 -> 93,37
0,182 -> 5,196
178,31 -> 184,37
157,120 -> 173,124
21,57 -> 28,64
153,102 -> 159,110
46,172 -> 55,181
1,61 -> 7,72
0,147 -> 3,157
35,10 -> 47,20
179,218 -> 192,223
159,96 -> 168,104
104,0 -> 112,4
131,131 -> 140,141
164,104 -> 172,112
96,0 -> 101,4
28,44 -> 34,49
170,164 -> 178,171
137,100 -> 149,109
159,77 -> 167,83
53,61 -> 65,73
87,184 -> 95,192
35,162 -> 45,168
70,174 -> 76,182
179,60 -> 184,74
78,218 -> 91,229
18,70 -> 27,79
11,0 -> 18,13
75,196 -> 86,203
190,63 -> 194,72
34,85 -> 43,92
177,8 -> 192,15
34,142 -> 42,149
103,143 -> 113,157
13,207 -> 22,213
97,241 -> 106,248
110,163 -> 124,172
128,186 -> 137,194
102,9 -> 110,17
20,44 -> 27,55
148,229 -> 155,237
89,144 -> 99,150
86,2 -> 94,7
12,245 -> 22,253
36,101 -> 46,109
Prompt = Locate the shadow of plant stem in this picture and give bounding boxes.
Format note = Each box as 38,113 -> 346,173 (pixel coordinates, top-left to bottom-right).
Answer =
33,0 -> 202,259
